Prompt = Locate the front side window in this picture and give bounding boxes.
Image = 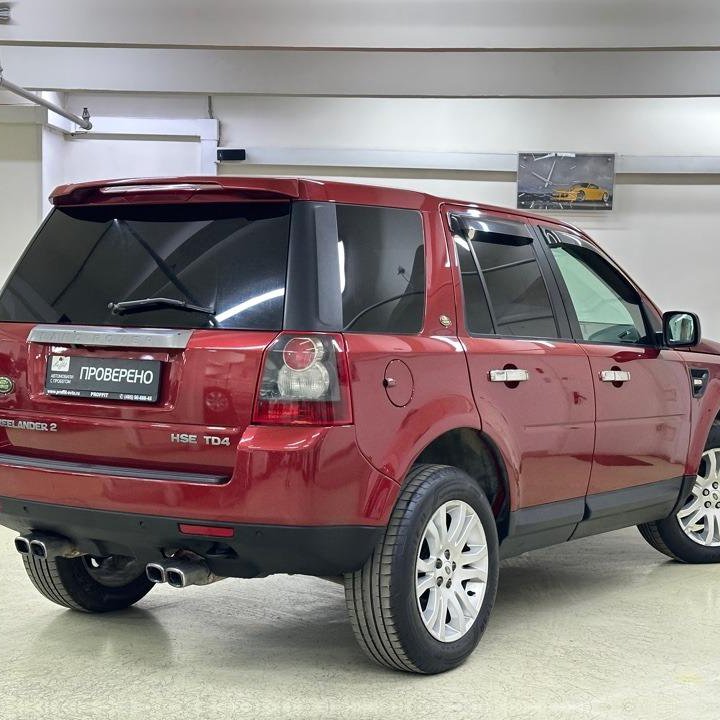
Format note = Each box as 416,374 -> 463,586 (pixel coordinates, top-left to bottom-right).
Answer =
548,230 -> 650,345
336,205 -> 424,334
452,214 -> 559,339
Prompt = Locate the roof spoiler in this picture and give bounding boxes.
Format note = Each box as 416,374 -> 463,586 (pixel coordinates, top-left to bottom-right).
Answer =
50,177 -> 302,206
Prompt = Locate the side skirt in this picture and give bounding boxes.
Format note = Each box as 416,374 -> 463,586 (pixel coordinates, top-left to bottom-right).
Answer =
500,475 -> 693,559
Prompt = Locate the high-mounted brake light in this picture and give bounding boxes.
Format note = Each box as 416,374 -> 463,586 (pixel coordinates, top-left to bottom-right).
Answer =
98,183 -> 219,194
253,333 -> 353,426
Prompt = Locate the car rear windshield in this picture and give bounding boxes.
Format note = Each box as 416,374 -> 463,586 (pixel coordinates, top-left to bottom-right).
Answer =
0,202 -> 291,330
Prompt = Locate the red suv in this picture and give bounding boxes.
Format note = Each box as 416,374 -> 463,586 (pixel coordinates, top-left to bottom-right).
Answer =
0,177 -> 718,674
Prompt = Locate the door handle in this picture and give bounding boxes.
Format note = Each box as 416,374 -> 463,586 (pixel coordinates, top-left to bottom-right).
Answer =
489,369 -> 529,383
600,369 -> 631,383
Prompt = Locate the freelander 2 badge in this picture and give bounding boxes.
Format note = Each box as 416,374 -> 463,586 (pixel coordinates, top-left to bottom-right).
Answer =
0,376 -> 15,394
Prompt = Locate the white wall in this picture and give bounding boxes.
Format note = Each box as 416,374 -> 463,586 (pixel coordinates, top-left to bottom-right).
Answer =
0,124 -> 42,279
3,0 -> 720,48
213,95 -> 720,337
61,137 -> 202,185
214,96 -> 720,155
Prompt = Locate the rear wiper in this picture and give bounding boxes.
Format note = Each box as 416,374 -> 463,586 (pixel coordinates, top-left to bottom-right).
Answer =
108,297 -> 216,319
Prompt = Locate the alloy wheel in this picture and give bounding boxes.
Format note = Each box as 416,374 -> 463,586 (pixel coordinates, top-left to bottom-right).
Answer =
415,500 -> 489,642
677,448 -> 720,547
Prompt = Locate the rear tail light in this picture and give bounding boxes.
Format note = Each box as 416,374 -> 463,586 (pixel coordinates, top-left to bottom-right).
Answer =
252,332 -> 353,425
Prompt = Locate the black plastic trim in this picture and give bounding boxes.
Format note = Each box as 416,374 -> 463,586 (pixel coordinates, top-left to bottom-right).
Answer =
500,496 -> 584,558
0,497 -> 383,578
451,213 -> 535,239
571,476 -> 685,540
690,368 -> 710,398
0,454 -> 229,485
501,475 -> 690,557
283,201 -> 343,332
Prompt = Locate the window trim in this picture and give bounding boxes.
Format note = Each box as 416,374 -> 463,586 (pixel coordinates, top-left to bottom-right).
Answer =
448,211 -> 573,342
537,225 -> 659,349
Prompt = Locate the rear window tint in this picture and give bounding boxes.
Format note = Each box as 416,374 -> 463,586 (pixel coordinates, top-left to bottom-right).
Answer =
336,205 -> 424,334
0,203 -> 290,330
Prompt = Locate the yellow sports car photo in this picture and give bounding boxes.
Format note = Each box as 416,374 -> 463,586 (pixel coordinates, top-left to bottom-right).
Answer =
552,182 -> 611,203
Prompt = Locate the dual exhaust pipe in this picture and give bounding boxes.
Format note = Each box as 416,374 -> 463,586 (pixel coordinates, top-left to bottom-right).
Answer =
14,533 -> 220,590
146,555 -> 222,589
14,533 -> 81,560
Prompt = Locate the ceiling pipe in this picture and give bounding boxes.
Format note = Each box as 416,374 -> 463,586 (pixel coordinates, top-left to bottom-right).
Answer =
0,67 -> 92,130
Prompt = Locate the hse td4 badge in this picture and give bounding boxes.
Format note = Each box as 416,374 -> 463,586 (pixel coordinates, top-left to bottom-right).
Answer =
170,433 -> 231,446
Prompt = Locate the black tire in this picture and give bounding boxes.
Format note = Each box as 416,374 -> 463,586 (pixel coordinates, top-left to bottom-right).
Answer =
602,192 -> 610,203
23,553 -> 154,612
344,464 -> 499,674
576,190 -> 586,202
639,422 -> 720,563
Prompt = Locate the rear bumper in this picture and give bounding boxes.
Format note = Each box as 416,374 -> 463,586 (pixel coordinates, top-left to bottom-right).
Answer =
0,497 -> 383,577
0,425 -> 400,526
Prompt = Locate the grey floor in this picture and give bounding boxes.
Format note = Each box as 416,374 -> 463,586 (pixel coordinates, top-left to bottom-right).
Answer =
0,524 -> 717,720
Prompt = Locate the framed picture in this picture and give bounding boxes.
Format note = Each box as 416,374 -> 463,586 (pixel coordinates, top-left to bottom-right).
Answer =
517,152 -> 615,211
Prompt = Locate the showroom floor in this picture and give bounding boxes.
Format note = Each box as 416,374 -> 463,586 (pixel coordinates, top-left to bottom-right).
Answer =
0,524 -> 716,720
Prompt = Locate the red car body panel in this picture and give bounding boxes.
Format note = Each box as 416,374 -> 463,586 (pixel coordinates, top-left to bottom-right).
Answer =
461,335 -> 595,509
580,344 -> 692,494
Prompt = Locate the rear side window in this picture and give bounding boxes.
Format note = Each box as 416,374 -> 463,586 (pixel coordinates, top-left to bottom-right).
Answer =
336,205 -> 424,334
0,203 -> 290,330
452,214 -> 559,339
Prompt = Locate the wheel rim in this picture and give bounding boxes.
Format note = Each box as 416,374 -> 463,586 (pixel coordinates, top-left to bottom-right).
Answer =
677,448 -> 720,547
415,500 -> 489,643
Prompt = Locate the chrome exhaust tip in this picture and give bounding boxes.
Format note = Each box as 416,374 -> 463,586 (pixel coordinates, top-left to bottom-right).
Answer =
14,536 -> 31,555
165,568 -> 186,589
164,558 -> 221,589
29,539 -> 48,559
145,563 -> 167,584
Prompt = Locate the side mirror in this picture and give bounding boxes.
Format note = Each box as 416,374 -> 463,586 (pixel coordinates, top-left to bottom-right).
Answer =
662,311 -> 701,347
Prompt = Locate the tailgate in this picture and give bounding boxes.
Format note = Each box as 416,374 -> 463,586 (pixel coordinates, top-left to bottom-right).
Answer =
0,198 -> 292,477
0,323 -> 275,476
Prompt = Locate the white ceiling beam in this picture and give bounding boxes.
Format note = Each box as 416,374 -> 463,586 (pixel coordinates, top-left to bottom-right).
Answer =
1,0 -> 719,49
1,46 -> 720,97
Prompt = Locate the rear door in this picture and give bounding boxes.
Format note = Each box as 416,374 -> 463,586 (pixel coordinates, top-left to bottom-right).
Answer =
0,200 -> 291,477
539,227 -> 692,534
448,210 -> 595,552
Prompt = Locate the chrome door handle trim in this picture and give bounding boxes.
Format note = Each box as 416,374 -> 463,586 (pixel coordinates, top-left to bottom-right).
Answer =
489,369 -> 529,383
600,370 -> 631,383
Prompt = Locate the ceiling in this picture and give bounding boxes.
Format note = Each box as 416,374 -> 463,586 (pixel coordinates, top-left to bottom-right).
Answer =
0,1 -> 719,97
